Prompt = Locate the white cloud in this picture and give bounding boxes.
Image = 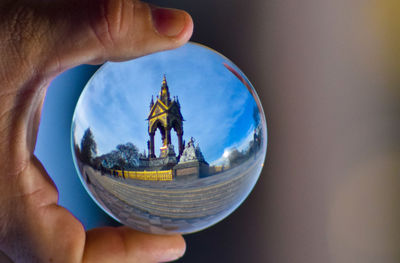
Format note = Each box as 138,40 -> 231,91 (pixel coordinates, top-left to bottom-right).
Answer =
72,43 -> 258,163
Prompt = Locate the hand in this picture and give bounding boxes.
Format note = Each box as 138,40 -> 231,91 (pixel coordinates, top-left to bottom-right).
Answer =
0,0 -> 193,262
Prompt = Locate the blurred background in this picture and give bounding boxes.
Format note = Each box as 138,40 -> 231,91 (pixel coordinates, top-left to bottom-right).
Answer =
1,0 -> 399,262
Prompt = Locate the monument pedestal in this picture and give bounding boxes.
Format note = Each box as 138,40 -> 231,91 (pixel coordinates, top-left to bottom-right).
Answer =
173,161 -> 209,177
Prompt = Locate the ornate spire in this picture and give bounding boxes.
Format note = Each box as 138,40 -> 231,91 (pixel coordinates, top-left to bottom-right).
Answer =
159,74 -> 171,105
150,95 -> 154,109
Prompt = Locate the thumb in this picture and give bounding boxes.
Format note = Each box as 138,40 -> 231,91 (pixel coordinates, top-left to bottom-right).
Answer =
39,0 -> 193,76
0,0 -> 192,172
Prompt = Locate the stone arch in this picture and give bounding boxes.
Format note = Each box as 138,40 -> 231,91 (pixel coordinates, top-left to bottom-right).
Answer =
148,120 -> 165,158
147,75 -> 184,158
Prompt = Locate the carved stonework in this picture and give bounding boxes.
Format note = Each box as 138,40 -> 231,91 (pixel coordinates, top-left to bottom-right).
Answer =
143,75 -> 209,178
178,138 -> 206,164
174,138 -> 209,177
147,75 -> 184,158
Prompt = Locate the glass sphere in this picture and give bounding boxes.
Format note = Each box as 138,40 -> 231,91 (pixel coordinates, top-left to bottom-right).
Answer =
71,42 -> 267,234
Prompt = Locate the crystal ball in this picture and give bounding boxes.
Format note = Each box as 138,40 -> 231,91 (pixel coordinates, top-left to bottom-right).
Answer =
71,42 -> 267,234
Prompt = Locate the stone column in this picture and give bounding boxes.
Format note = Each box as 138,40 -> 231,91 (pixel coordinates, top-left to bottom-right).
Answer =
149,132 -> 155,158
177,131 -> 184,156
164,126 -> 172,146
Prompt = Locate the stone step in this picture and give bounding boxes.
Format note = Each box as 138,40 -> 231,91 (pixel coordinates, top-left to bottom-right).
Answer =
98,174 -> 249,207
83,155 -> 262,219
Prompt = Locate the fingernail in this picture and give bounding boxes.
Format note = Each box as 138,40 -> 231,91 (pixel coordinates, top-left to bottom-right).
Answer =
151,7 -> 186,37
157,239 -> 186,263
158,250 -> 185,263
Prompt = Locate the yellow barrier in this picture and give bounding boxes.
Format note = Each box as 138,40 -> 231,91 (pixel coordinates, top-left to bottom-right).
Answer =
111,169 -> 173,181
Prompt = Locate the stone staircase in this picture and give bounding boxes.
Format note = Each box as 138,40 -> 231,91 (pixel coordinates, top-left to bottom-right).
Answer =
83,153 -> 264,233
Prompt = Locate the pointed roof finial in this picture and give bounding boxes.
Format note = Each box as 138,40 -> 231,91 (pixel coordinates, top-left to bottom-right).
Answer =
159,74 -> 171,105
150,95 -> 154,108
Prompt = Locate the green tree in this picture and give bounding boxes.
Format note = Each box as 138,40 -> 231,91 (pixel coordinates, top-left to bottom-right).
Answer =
80,128 -> 97,165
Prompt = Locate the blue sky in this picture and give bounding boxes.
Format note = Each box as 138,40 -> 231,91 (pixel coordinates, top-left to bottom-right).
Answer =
72,43 -> 262,164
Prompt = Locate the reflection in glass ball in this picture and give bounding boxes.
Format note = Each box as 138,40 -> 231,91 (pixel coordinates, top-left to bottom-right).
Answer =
71,43 -> 267,234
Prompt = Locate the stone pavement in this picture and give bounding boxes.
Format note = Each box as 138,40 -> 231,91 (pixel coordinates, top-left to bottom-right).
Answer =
81,153 -> 264,234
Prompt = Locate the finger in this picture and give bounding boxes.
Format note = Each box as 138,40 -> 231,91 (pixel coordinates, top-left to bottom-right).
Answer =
42,0 -> 194,76
2,156 -> 186,263
0,0 -> 193,84
83,227 -> 186,263
0,0 -> 193,170
0,1 -> 191,261
0,156 -> 86,263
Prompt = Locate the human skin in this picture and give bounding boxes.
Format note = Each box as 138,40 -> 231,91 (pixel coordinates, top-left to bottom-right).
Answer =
0,0 -> 193,262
